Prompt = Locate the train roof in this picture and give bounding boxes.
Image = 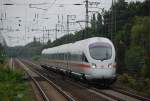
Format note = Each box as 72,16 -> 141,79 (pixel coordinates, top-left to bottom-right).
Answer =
42,37 -> 112,54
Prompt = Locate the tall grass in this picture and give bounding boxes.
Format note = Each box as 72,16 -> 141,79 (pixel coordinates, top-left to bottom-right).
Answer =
118,74 -> 150,96
0,67 -> 35,101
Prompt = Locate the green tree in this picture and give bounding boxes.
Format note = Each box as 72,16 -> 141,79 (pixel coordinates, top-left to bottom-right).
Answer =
0,44 -> 5,64
131,16 -> 150,55
33,37 -> 37,43
114,31 -> 126,73
125,46 -> 145,75
131,17 -> 150,78
96,13 -> 103,36
91,14 -> 96,34
103,0 -> 128,36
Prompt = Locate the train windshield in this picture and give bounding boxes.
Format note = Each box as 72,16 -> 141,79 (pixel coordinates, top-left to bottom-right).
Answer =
89,42 -> 112,61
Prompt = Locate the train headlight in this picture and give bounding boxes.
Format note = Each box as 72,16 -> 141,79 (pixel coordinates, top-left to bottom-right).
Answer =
92,63 -> 96,68
108,63 -> 116,68
108,64 -> 112,68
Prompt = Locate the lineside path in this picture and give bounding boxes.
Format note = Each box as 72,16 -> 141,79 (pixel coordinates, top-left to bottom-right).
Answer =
16,59 -> 74,101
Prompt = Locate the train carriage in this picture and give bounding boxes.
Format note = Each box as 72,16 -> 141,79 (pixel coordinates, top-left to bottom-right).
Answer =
41,37 -> 117,85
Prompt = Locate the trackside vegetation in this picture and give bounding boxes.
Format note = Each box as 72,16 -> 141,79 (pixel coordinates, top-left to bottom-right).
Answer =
0,44 -> 6,64
0,44 -> 35,101
118,74 -> 150,96
0,67 -> 35,101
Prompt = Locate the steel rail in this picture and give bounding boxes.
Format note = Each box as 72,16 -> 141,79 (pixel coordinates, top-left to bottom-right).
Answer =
16,59 -> 50,101
19,59 -> 76,101
112,88 -> 150,101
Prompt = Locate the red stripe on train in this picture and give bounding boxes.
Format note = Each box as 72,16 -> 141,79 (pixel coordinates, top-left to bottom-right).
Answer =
78,64 -> 91,68
70,63 -> 91,68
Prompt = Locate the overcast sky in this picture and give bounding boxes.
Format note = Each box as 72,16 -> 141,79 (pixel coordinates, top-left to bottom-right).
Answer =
0,0 -> 144,46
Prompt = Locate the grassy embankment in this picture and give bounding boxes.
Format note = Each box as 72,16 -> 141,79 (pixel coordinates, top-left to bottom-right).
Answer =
0,61 -> 35,101
117,74 -> 150,96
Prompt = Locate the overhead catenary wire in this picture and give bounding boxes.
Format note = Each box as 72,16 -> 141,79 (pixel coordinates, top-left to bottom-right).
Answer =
2,0 -> 118,46
46,0 -> 57,11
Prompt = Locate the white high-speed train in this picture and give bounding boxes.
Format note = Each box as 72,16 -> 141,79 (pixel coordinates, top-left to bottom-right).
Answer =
41,37 -> 117,84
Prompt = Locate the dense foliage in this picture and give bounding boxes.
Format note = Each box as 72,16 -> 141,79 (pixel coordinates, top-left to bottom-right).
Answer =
5,40 -> 44,58
0,68 -> 34,101
118,74 -> 150,96
0,44 -> 6,64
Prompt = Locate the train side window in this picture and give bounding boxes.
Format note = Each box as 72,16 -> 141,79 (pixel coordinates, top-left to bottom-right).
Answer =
64,53 -> 67,60
60,53 -> 64,60
63,54 -> 64,60
71,54 -> 78,61
50,54 -> 52,59
59,53 -> 61,60
57,53 -> 59,60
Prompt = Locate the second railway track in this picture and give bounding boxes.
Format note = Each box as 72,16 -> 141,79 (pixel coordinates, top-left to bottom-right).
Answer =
15,59 -> 75,101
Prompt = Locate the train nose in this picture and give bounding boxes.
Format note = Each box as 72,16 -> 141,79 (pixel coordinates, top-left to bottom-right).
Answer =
96,63 -> 116,69
85,68 -> 116,80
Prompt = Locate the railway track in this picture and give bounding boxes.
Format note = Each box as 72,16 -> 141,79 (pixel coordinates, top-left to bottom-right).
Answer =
112,87 -> 150,101
19,59 -> 150,101
15,59 -> 75,101
21,59 -> 117,101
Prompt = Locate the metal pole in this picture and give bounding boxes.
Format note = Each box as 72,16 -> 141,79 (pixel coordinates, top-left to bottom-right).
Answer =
43,26 -> 44,44
61,15 -> 64,34
67,15 -> 69,35
114,0 -> 117,34
111,0 -> 114,40
55,24 -> 57,40
85,0 -> 89,28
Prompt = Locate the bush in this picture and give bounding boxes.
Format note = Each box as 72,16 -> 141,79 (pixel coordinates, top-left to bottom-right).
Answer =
127,76 -> 136,88
0,55 -> 5,64
0,58 -> 4,64
140,57 -> 150,79
118,74 -> 150,96
118,73 -> 130,84
118,74 -> 137,89
32,55 -> 40,61
125,46 -> 145,74
0,68 -> 34,101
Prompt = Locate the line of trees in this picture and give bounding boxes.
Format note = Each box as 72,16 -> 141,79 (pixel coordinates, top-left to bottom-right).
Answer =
5,39 -> 43,58
0,44 -> 6,64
